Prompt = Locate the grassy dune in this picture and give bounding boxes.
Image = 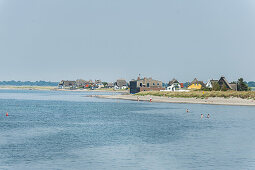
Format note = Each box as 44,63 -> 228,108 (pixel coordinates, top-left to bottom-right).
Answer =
136,91 -> 255,100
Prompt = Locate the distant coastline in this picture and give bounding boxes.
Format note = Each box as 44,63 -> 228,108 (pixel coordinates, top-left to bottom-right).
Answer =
0,86 -> 128,93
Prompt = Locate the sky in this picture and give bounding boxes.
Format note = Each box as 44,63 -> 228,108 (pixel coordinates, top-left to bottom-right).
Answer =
0,0 -> 254,82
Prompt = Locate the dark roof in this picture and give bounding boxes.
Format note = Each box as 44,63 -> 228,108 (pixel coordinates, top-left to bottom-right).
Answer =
218,77 -> 232,89
107,82 -> 114,87
116,79 -> 127,87
59,80 -> 76,86
168,78 -> 179,85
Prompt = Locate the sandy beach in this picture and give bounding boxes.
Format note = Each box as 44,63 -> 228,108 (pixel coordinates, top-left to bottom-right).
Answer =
0,86 -> 57,91
96,94 -> 255,106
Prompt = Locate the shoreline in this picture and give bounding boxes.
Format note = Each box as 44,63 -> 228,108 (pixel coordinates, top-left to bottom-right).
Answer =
1,86 -> 254,106
95,94 -> 255,106
0,86 -> 56,91
0,86 -> 128,93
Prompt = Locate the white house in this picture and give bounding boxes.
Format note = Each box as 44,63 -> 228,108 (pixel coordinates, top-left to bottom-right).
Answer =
114,79 -> 127,90
166,79 -> 181,91
206,79 -> 218,89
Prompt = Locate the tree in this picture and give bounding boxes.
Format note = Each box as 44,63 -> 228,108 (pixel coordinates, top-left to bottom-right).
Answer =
212,82 -> 220,91
102,82 -> 108,86
237,78 -> 249,91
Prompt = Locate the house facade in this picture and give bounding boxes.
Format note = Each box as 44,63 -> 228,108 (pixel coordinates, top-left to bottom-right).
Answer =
206,77 -> 237,91
75,79 -> 86,88
218,76 -> 237,90
106,82 -> 114,88
58,80 -> 76,89
206,79 -> 218,89
188,78 -> 205,90
94,80 -> 104,89
129,77 -> 164,94
114,79 -> 127,90
167,78 -> 181,91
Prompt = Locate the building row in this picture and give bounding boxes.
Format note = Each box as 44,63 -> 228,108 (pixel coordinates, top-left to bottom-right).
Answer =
58,79 -> 128,90
58,76 -> 238,93
129,76 -> 238,93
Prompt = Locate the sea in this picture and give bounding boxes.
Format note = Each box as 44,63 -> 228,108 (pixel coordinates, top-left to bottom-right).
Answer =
0,89 -> 255,170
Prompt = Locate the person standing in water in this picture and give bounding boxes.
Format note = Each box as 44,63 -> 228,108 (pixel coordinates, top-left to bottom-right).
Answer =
201,114 -> 203,119
207,114 -> 210,118
186,109 -> 189,113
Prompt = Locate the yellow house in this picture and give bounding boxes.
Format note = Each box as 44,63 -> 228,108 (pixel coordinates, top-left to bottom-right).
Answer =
188,78 -> 205,90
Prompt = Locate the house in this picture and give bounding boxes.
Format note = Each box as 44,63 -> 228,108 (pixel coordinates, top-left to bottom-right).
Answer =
206,77 -> 237,91
83,80 -> 94,88
129,77 -> 165,94
218,76 -> 237,90
94,80 -> 104,89
180,83 -> 184,88
166,78 -> 181,91
206,79 -> 218,89
97,84 -> 104,89
75,79 -> 86,88
58,80 -> 76,89
106,82 -> 114,88
188,78 -> 205,90
95,80 -> 102,85
114,79 -> 127,90
229,83 -> 237,91
218,76 -> 232,89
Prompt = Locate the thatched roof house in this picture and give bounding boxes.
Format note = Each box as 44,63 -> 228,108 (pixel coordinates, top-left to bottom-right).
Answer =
188,78 -> 205,90
168,78 -> 179,86
115,79 -> 127,88
58,80 -> 76,88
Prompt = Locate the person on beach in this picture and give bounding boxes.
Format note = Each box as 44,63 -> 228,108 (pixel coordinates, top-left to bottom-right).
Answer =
150,98 -> 152,102
201,114 -> 203,119
207,114 -> 210,118
137,96 -> 140,102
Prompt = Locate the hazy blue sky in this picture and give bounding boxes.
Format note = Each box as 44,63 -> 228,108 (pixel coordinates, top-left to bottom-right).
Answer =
0,0 -> 254,82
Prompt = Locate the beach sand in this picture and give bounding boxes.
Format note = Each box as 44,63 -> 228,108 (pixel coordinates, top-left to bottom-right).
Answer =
96,94 -> 255,106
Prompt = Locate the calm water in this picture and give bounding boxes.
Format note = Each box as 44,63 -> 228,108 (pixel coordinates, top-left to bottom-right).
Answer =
0,90 -> 255,170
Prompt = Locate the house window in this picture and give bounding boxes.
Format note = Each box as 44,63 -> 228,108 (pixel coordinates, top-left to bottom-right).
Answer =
153,83 -> 155,86
147,83 -> 149,87
157,83 -> 159,86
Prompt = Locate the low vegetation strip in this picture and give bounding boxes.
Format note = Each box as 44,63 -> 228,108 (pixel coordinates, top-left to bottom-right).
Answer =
0,86 -> 57,90
136,91 -> 255,100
